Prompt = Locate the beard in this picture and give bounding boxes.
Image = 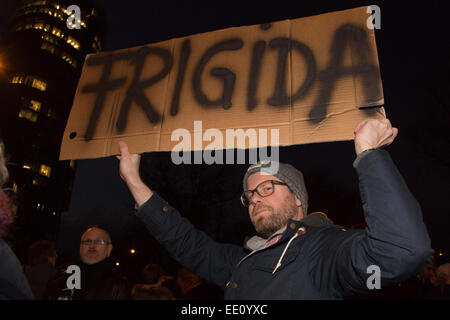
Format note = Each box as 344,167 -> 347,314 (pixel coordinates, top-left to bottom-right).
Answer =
250,196 -> 299,239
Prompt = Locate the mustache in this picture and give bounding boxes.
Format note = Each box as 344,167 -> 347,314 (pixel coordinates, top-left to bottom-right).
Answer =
252,204 -> 272,216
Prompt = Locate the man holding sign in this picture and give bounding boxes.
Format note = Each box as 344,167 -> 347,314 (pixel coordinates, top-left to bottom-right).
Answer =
117,119 -> 431,299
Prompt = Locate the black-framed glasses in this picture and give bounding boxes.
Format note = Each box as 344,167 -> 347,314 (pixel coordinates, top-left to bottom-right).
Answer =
240,180 -> 287,207
80,239 -> 110,246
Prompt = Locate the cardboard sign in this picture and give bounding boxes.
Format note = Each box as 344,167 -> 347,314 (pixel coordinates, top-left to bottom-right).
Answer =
60,6 -> 385,160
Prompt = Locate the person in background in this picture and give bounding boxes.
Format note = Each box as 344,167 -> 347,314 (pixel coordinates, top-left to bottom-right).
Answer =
177,267 -> 223,300
131,263 -> 179,300
44,225 -> 131,300
0,138 -> 34,299
24,240 -> 58,299
436,263 -> 450,299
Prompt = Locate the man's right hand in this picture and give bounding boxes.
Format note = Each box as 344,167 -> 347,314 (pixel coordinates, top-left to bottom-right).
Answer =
117,141 -> 141,185
117,141 -> 153,207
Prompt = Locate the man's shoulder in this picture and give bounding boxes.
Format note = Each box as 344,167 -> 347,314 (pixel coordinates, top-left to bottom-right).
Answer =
303,222 -> 364,251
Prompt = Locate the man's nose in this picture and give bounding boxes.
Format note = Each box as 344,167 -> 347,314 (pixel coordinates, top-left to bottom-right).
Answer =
249,191 -> 264,206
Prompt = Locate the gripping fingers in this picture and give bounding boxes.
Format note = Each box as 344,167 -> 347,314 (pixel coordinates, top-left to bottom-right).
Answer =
118,141 -> 129,157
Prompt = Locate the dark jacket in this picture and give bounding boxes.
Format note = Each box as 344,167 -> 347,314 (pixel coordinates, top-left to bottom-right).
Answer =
0,238 -> 34,300
136,150 -> 431,299
44,258 -> 131,300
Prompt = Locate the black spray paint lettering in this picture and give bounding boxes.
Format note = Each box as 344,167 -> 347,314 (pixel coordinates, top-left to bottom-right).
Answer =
266,37 -> 317,107
170,39 -> 191,116
247,40 -> 266,111
117,46 -> 173,132
79,23 -> 379,141
81,52 -> 130,141
309,24 -> 381,123
192,38 -> 244,110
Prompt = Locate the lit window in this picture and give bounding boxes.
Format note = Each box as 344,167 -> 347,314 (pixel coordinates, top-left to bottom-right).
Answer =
51,26 -> 62,37
66,36 -> 80,50
69,160 -> 75,169
11,74 -> 48,91
11,75 -> 23,84
61,53 -> 77,67
35,22 -> 44,30
29,99 -> 42,112
40,40 -> 78,68
32,21 -> 50,32
25,0 -> 47,8
41,34 -> 59,45
16,19 -> 80,50
23,164 -> 32,170
41,41 -> 55,54
32,176 -> 45,187
21,97 -> 42,112
39,164 -> 51,177
47,107 -> 57,118
18,109 -> 38,122
31,78 -> 47,91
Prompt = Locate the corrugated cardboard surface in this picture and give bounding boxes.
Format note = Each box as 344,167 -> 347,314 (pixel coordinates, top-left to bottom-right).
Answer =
60,6 -> 384,160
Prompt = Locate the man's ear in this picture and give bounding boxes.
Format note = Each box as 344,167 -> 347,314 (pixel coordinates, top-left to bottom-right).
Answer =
292,197 -> 304,221
295,197 -> 302,207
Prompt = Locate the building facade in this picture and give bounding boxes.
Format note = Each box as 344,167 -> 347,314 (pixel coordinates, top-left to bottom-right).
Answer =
0,0 -> 105,248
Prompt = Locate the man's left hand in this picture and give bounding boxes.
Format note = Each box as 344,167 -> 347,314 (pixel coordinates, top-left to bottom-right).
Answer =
354,119 -> 399,156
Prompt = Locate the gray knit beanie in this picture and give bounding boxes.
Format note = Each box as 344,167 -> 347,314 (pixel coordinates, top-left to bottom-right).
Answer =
243,160 -> 308,216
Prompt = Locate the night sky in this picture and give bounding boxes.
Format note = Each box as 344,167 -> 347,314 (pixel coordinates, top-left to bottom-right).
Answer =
5,0 -> 450,275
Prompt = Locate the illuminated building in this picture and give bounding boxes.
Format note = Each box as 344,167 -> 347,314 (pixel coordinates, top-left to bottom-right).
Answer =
0,0 -> 105,240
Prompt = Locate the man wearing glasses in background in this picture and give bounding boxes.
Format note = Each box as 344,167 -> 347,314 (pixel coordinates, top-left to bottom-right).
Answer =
79,226 -> 113,265
44,226 -> 130,300
118,119 -> 432,299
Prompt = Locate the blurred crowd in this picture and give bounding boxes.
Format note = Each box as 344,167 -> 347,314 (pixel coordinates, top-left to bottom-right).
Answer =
2,229 -> 224,300
346,255 -> 450,300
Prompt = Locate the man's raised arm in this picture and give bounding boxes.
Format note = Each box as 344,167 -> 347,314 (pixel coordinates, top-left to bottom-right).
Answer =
117,141 -> 153,207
